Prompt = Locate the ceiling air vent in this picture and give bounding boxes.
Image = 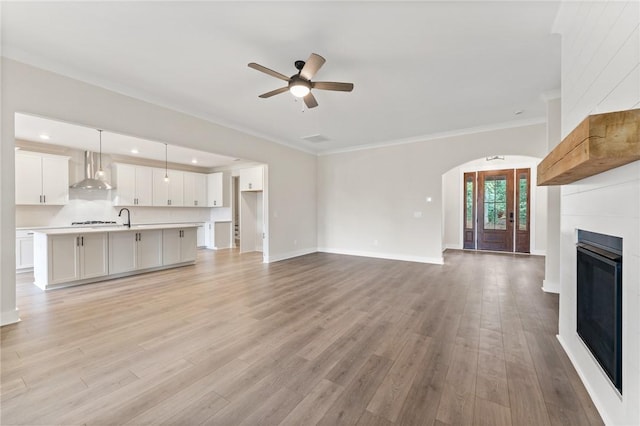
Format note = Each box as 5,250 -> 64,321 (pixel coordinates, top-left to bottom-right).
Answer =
301,134 -> 330,143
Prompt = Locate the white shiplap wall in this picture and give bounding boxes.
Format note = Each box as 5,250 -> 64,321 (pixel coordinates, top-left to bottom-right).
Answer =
554,1 -> 640,425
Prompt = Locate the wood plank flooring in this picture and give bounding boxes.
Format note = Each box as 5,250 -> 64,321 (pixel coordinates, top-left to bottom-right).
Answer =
1,249 -> 602,425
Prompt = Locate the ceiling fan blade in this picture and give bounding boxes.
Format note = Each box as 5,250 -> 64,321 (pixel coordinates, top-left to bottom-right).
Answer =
259,86 -> 289,98
303,92 -> 318,109
300,53 -> 326,80
312,81 -> 354,92
248,63 -> 290,82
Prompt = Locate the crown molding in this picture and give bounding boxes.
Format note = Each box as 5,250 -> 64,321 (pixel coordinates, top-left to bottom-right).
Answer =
318,117 -> 546,156
2,53 -> 317,157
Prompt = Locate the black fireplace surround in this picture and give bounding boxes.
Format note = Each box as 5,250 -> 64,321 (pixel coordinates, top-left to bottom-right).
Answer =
576,230 -> 622,394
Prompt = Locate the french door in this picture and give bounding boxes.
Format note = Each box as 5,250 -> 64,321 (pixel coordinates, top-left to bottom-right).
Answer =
463,168 -> 530,253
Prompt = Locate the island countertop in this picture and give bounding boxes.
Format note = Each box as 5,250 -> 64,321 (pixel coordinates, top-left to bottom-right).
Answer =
31,223 -> 202,235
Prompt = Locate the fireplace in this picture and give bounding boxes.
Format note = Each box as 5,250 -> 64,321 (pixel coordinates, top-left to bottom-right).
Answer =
576,230 -> 622,394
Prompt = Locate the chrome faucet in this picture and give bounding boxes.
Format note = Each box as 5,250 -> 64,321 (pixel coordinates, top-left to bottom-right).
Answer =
118,208 -> 131,228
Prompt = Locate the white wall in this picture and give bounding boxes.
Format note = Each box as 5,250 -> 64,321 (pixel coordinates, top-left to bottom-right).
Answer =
442,155 -> 547,255
318,123 -> 547,264
554,1 -> 640,424
1,59 -> 317,325
543,96 -> 562,294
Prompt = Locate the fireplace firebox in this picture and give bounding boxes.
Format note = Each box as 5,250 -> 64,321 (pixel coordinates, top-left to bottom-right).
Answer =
576,230 -> 622,394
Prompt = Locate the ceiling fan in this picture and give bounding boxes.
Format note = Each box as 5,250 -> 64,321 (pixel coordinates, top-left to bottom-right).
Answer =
248,53 -> 354,109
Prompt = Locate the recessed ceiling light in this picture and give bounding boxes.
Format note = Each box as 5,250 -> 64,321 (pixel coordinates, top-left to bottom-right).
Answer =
191,159 -> 198,164
514,110 -> 524,115
130,148 -> 139,154
39,134 -> 50,140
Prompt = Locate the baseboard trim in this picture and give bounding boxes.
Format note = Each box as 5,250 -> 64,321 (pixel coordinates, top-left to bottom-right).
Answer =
318,248 -> 444,265
1,308 -> 21,327
265,248 -> 317,263
444,244 -> 462,251
530,249 -> 546,256
556,334 -> 612,426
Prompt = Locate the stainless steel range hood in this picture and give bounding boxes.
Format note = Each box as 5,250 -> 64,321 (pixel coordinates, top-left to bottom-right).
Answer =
70,151 -> 113,190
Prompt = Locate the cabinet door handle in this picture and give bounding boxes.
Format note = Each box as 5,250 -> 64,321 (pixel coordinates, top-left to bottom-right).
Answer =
39,195 -> 42,203
81,236 -> 84,246
138,233 -> 141,241
213,200 -> 217,206
248,183 -> 252,189
43,195 -> 46,203
76,236 -> 80,247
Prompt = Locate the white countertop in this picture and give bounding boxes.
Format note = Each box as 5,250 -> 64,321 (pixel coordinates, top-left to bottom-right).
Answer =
30,223 -> 202,235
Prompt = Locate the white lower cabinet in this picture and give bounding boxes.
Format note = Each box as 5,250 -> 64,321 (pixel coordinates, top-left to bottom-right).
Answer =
46,233 -> 108,285
137,230 -> 163,269
109,230 -> 163,274
204,221 -> 232,250
163,228 -> 197,265
16,230 -> 34,271
34,226 -> 198,289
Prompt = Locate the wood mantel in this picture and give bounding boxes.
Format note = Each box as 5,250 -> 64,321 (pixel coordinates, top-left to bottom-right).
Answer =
537,109 -> 640,186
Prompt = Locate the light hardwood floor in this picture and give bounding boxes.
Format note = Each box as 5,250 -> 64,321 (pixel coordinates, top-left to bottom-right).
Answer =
1,249 -> 602,425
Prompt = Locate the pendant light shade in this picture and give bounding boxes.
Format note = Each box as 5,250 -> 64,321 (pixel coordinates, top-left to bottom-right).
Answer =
94,129 -> 106,180
164,143 -> 169,182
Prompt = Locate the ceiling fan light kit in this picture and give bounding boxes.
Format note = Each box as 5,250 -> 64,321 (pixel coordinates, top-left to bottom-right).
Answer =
289,78 -> 311,98
248,53 -> 354,109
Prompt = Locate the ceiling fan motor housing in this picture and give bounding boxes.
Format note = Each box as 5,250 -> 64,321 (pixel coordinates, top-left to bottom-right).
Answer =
294,60 -> 306,71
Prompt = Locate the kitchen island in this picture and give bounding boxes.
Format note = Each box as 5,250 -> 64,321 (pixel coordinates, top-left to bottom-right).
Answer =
32,224 -> 200,290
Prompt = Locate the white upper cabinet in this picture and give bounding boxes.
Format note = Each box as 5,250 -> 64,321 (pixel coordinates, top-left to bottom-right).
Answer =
112,163 -> 153,206
183,172 -> 207,207
239,166 -> 264,192
153,168 -> 184,207
207,172 -> 230,207
16,151 -> 69,205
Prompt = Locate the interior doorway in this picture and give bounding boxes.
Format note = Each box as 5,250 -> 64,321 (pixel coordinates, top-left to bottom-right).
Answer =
463,168 -> 530,253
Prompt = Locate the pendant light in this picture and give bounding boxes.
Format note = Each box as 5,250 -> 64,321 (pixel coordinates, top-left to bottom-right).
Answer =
94,129 -> 106,180
164,143 -> 169,182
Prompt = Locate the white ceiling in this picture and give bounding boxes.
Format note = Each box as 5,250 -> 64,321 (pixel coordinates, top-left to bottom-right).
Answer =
15,113 -> 239,168
2,1 -> 561,154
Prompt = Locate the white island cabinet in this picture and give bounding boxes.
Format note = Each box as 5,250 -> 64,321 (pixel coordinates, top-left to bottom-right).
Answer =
34,232 -> 108,287
32,224 -> 199,290
163,227 -> 197,264
109,229 -> 163,274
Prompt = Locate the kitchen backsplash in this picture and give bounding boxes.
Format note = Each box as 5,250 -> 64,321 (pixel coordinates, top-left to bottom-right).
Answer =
16,190 -> 215,228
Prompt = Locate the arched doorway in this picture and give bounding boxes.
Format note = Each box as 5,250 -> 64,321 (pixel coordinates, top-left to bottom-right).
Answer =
442,155 -> 546,254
